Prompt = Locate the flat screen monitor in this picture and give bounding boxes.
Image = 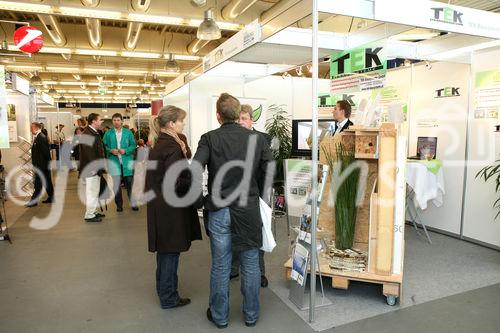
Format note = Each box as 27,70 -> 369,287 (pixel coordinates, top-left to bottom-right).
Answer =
292,119 -> 335,156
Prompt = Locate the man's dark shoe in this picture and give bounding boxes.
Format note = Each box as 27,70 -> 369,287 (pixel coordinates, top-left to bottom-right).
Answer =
245,321 -> 257,328
132,206 -> 139,211
261,275 -> 269,288
117,207 -> 123,212
95,213 -> 105,218
207,308 -> 228,329
173,298 -> 191,308
85,216 -> 102,223
25,202 -> 38,208
230,273 -> 239,280
42,198 -> 53,204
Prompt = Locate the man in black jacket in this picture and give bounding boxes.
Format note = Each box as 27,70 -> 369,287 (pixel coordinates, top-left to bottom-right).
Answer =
231,104 -> 272,288
79,113 -> 106,222
194,93 -> 273,329
27,122 -> 54,207
329,99 -> 354,135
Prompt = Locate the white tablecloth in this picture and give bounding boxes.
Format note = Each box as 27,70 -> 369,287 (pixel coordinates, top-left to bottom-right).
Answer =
406,162 -> 445,210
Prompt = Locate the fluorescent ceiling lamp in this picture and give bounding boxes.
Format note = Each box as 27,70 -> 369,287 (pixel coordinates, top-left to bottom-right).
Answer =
0,1 -> 51,13
6,65 -> 43,70
75,49 -> 118,56
58,6 -> 124,20
121,51 -> 161,59
39,46 -> 72,54
128,13 -> 184,25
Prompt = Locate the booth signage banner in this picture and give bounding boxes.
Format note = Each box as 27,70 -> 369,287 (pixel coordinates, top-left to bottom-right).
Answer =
203,20 -> 261,72
7,104 -> 17,142
13,26 -> 44,54
330,42 -> 387,94
375,0 -> 500,39
0,65 -> 9,148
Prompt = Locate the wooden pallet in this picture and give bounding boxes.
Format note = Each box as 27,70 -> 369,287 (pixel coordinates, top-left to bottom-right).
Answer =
284,257 -> 402,306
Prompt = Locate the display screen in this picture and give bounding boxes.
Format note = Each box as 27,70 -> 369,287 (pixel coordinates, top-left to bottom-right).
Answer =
292,119 -> 335,156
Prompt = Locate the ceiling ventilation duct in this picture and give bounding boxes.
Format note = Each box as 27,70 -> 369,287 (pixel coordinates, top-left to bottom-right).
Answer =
187,38 -> 210,55
81,0 -> 100,7
124,22 -> 143,50
131,0 -> 151,12
85,18 -> 103,49
221,0 -> 258,20
124,0 -> 151,50
37,14 -> 67,46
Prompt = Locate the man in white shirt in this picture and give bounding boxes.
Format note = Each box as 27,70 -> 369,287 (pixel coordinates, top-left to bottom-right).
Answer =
329,100 -> 353,135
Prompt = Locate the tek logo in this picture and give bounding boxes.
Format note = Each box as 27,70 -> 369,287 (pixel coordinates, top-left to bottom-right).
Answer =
431,7 -> 463,25
435,87 -> 460,98
332,47 -> 383,75
342,94 -> 355,106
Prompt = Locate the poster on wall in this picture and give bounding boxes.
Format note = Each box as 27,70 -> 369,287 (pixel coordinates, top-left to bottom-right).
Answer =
330,42 -> 387,94
7,104 -> 18,142
210,96 -> 267,132
474,69 -> 500,119
0,65 -> 9,149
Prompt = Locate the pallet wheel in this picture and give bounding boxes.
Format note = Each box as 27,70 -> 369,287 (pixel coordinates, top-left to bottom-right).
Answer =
386,295 -> 397,306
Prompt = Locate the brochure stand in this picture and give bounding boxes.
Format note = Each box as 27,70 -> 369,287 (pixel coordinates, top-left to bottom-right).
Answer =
287,161 -> 332,310
17,137 -> 34,195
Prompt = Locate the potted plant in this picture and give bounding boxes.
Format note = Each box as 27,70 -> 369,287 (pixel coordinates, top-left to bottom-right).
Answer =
265,104 -> 292,185
323,143 -> 360,250
476,160 -> 500,219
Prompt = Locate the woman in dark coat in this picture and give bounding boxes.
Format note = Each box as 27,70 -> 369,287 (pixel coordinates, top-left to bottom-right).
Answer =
146,105 -> 202,309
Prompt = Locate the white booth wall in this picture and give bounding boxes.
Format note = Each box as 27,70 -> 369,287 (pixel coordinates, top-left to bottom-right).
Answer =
2,91 -> 32,173
462,47 -> 500,248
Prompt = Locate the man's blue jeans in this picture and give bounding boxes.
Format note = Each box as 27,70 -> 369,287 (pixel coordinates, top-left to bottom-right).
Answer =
208,208 -> 260,326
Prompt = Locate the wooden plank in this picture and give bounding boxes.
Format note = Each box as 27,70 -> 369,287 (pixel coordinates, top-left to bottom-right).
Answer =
368,192 -> 378,273
383,283 -> 400,297
376,126 -> 396,276
332,276 -> 350,289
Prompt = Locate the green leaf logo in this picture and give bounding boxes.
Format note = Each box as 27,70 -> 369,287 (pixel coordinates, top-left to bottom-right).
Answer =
252,104 -> 263,122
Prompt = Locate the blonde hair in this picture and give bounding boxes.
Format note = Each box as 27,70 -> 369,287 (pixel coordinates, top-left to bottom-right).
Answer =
150,105 -> 187,146
240,104 -> 253,120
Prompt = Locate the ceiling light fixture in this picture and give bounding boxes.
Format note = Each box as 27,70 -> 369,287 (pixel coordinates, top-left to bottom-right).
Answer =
281,72 -> 291,79
48,87 -> 58,95
30,71 -> 42,86
403,59 -> 412,67
150,74 -> 161,87
295,66 -> 303,76
190,0 -> 207,7
73,74 -> 81,81
165,53 -> 180,73
140,89 -> 149,98
59,96 -> 67,103
306,64 -> 312,73
197,8 -> 221,41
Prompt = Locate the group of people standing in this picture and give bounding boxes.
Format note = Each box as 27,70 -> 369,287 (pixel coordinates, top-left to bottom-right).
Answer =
145,93 -> 273,329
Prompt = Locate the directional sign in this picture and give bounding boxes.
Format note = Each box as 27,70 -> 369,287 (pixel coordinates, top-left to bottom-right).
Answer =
13,26 -> 43,54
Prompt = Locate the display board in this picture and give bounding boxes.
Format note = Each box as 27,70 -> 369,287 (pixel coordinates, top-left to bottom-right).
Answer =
408,62 -> 470,235
462,47 -> 500,248
7,104 -> 17,142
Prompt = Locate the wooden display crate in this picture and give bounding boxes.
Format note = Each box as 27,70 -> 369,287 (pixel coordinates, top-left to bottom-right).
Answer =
286,123 -> 404,306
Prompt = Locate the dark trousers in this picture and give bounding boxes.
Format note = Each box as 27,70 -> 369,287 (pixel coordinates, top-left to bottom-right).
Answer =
231,250 -> 265,276
31,168 -> 54,201
156,252 -> 180,309
112,165 -> 135,209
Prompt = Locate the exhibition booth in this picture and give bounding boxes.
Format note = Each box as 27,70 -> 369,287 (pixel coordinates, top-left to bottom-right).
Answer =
162,0 -> 500,329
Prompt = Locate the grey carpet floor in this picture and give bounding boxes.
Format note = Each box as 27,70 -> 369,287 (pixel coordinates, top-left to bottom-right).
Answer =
1,173 -> 499,332
268,226 -> 500,331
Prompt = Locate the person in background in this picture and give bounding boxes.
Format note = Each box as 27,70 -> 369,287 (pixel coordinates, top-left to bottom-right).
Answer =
53,124 -> 66,161
231,104 -> 272,288
40,123 -> 48,137
146,106 -> 202,309
329,100 -> 353,135
79,113 -> 106,223
102,113 -> 138,212
26,122 -> 54,207
194,93 -> 273,329
72,118 -> 87,166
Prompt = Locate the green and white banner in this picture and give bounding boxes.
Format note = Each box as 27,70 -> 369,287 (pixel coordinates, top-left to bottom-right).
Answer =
330,42 -> 387,94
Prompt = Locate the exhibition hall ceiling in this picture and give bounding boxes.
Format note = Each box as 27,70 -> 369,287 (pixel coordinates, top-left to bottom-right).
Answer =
0,0 -> 280,103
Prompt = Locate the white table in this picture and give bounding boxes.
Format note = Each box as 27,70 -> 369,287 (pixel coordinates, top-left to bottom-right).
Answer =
405,161 -> 446,244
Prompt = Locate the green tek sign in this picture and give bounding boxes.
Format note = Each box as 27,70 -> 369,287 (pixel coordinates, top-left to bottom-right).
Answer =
330,42 -> 387,79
